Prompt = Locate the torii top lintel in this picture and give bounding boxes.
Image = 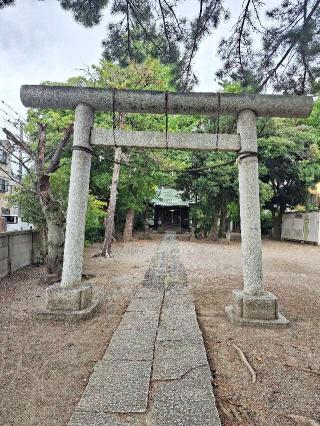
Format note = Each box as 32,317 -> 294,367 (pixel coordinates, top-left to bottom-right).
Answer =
20,85 -> 313,118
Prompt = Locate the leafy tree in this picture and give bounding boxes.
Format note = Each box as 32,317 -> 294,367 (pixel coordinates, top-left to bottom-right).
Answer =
0,0 -> 109,25
259,120 -> 320,238
4,1 -> 320,93
3,122 -> 73,276
218,0 -> 320,94
68,58 -> 176,254
176,150 -> 238,239
118,150 -> 170,241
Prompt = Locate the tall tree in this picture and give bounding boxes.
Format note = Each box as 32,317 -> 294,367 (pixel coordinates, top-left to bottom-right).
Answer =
218,0 -> 320,94
259,119 -> 320,238
73,59 -> 175,255
3,122 -> 73,276
3,1 -> 320,92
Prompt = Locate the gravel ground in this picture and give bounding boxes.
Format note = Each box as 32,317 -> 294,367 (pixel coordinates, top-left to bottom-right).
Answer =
0,236 -> 319,426
0,240 -> 158,426
178,237 -> 320,426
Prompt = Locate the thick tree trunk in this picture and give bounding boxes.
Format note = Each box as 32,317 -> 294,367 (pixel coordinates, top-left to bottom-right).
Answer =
123,208 -> 135,242
38,175 -> 66,277
101,147 -> 122,257
45,209 -> 66,276
208,209 -> 220,241
39,191 -> 65,276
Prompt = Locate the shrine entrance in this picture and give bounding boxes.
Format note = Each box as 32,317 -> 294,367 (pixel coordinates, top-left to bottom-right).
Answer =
20,84 -> 313,325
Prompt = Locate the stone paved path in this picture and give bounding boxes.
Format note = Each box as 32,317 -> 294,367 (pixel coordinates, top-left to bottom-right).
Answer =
68,233 -> 221,425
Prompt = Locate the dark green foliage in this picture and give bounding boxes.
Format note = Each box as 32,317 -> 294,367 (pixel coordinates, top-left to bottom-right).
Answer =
101,0 -> 228,89
259,121 -> 320,214
0,0 -> 109,24
59,0 -> 109,27
0,0 -> 14,10
218,0 -> 320,94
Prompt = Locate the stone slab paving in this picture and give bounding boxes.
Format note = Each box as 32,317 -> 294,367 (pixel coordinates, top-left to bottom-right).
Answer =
69,233 -> 221,426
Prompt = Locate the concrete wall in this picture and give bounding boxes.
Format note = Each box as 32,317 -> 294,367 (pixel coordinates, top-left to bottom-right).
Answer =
281,212 -> 320,245
0,230 -> 43,278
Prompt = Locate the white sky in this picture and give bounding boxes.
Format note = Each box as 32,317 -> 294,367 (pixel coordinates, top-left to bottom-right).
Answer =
0,0 -> 276,127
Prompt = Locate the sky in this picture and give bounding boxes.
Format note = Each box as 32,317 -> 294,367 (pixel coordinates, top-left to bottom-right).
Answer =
0,0 -> 272,126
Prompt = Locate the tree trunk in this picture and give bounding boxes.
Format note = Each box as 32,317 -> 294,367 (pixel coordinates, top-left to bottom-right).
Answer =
272,211 -> 283,240
218,201 -> 227,238
208,209 -> 220,241
101,147 -> 122,257
45,209 -> 66,276
123,208 -> 135,242
38,175 -> 66,277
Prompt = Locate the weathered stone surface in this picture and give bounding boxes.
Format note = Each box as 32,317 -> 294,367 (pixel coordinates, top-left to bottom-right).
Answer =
121,310 -> 160,327
126,296 -> 162,313
67,233 -> 221,424
21,85 -> 313,118
77,360 -> 152,413
61,103 -> 94,288
34,299 -> 100,321
225,305 -> 290,328
46,282 -> 92,311
228,289 -> 289,326
157,315 -> 202,342
150,366 -> 221,426
103,337 -> 154,362
242,291 -> 278,320
68,411 -> 144,426
91,128 -> 240,152
153,340 -> 209,380
237,110 -> 264,297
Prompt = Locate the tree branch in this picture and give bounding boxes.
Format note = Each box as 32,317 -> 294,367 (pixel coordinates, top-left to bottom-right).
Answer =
163,0 -> 183,33
127,0 -> 165,54
2,127 -> 34,158
46,123 -> 74,175
238,0 -> 252,78
37,123 -> 47,177
259,0 -> 320,90
158,0 -> 170,45
182,0 -> 204,90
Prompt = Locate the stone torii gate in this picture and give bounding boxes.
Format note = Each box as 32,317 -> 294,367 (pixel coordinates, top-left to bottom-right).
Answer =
21,85 -> 313,325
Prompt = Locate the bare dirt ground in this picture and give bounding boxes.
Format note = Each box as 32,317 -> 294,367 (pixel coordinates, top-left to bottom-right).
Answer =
0,240 -> 158,426
0,236 -> 319,426
178,237 -> 320,426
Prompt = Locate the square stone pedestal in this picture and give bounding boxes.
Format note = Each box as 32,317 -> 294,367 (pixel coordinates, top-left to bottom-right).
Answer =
34,282 -> 100,321
225,289 -> 289,327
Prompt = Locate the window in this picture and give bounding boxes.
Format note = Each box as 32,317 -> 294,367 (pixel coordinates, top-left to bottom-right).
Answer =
0,178 -> 9,193
5,216 -> 18,224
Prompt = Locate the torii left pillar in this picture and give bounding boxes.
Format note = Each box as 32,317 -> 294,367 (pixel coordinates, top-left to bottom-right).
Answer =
41,104 -> 99,319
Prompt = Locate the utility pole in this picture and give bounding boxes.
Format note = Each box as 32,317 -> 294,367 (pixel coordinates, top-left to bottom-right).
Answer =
18,121 -> 23,182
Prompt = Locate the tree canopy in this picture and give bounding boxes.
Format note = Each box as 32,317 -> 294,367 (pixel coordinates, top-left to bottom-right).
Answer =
3,0 -> 319,93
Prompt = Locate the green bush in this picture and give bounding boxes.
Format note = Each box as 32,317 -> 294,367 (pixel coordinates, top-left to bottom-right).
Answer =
85,195 -> 107,243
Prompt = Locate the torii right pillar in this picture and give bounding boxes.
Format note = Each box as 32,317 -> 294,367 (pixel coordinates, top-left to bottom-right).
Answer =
226,110 -> 289,327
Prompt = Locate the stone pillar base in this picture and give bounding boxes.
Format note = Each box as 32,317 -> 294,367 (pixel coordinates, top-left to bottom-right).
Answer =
225,289 -> 289,327
34,282 -> 100,321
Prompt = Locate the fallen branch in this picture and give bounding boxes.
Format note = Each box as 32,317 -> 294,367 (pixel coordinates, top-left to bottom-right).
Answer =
286,414 -> 320,426
232,344 -> 256,384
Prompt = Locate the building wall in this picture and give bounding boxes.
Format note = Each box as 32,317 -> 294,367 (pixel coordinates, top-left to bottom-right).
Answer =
309,182 -> 320,208
281,212 -> 320,245
0,230 -> 43,278
0,140 -> 21,230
